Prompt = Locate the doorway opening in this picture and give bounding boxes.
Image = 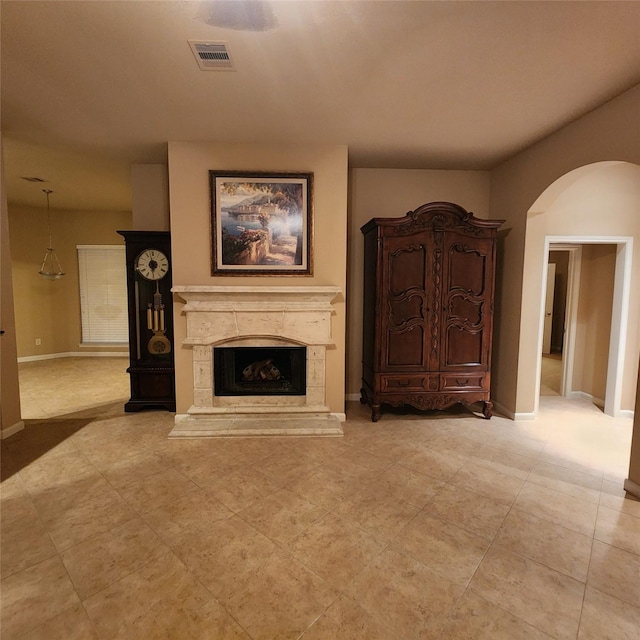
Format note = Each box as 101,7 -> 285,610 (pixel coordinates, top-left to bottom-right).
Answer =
536,237 -> 632,417
540,246 -> 577,398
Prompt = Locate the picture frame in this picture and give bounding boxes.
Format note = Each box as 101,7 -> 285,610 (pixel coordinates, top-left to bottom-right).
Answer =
210,171 -> 313,275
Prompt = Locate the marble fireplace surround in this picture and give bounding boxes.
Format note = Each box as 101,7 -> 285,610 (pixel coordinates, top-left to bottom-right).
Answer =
170,286 -> 343,437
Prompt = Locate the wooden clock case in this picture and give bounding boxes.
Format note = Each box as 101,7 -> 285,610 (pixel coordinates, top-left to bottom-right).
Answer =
117,230 -> 175,412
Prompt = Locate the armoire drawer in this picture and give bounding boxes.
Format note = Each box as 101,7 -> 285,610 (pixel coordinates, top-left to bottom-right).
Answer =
440,374 -> 485,391
380,375 -> 439,392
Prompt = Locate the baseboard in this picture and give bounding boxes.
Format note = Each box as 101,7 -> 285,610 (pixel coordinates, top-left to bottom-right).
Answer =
568,391 -> 635,416
513,411 -> 536,421
568,390 -> 605,407
1,420 -> 25,439
345,393 -> 361,402
331,412 -> 347,423
18,352 -> 128,363
623,478 -> 640,501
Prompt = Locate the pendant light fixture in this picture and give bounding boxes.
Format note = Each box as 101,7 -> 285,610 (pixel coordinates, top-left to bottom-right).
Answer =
38,188 -> 65,280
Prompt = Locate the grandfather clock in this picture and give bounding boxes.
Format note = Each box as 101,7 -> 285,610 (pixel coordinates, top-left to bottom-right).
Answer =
118,230 -> 175,412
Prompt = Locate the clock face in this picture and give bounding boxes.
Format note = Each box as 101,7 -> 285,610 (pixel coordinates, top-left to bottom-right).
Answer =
135,249 -> 169,281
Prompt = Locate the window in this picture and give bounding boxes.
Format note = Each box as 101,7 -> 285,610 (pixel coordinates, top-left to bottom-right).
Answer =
77,245 -> 128,344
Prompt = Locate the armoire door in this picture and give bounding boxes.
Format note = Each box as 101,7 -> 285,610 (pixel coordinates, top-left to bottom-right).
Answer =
440,233 -> 495,372
440,233 -> 494,372
379,235 -> 431,371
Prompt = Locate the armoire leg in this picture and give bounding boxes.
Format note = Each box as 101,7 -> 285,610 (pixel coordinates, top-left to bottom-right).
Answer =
482,401 -> 493,420
371,404 -> 381,422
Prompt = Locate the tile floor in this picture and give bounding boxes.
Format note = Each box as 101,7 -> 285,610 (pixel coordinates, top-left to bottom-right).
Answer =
2,358 -> 639,639
540,353 -> 563,396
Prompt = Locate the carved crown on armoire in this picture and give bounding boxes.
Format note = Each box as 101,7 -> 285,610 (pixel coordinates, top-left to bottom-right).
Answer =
360,201 -> 504,422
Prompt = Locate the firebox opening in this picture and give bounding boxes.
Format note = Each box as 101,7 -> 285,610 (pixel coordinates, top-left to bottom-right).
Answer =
214,346 -> 306,396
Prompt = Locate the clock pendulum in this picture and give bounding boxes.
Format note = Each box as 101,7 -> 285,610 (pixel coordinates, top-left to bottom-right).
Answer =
146,280 -> 171,355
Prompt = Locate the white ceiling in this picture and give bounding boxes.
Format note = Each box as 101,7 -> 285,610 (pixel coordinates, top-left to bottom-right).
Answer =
2,0 -> 640,211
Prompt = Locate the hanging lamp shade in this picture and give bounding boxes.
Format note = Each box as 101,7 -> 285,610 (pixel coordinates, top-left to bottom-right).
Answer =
39,188 -> 65,280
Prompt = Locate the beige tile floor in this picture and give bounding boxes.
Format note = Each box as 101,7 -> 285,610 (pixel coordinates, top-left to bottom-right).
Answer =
2,358 -> 639,639
540,353 -> 563,396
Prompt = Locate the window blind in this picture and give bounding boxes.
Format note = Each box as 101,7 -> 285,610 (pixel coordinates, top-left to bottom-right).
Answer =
77,245 -> 128,343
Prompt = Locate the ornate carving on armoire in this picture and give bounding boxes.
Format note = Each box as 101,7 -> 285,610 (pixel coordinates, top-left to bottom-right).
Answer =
360,201 -> 504,422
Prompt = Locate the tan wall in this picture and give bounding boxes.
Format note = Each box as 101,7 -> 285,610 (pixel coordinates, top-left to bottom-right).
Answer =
629,360 -> 640,487
572,245 -> 616,403
1,140 -> 23,435
490,84 -> 640,415
167,142 -> 348,415
346,168 -> 491,397
9,204 -> 132,358
131,164 -> 170,231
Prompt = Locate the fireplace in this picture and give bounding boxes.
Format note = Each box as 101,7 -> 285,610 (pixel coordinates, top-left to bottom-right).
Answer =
214,346 -> 306,396
170,286 -> 343,437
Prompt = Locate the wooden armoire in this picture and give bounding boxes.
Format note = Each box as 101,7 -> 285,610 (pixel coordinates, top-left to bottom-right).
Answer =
360,202 -> 503,421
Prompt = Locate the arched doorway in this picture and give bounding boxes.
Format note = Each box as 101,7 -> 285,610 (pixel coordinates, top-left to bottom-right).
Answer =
517,161 -> 640,418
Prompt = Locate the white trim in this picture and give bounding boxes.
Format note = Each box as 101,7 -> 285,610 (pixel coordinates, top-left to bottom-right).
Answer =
1,421 -> 25,439
606,240 -> 633,416
619,409 -> 634,419
623,478 -> 640,500
535,258 -> 550,415
345,393 -> 361,402
513,412 -> 536,421
538,236 -> 633,418
331,412 -> 347,423
76,244 -> 125,249
18,352 -> 128,363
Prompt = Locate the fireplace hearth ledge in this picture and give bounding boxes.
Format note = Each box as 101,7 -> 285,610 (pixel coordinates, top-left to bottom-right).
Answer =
169,413 -> 343,438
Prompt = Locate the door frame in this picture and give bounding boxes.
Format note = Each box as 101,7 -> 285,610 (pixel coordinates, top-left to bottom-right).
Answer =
545,244 -> 582,398
536,236 -> 633,417
542,261 -> 556,356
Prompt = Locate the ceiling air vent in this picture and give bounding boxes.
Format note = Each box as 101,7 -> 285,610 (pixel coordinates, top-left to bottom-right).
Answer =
188,40 -> 235,71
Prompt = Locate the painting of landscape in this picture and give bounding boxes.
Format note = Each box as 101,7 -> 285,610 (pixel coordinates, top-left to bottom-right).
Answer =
211,171 -> 313,275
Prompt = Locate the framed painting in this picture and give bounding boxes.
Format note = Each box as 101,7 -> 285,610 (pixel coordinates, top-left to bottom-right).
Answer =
210,171 -> 313,275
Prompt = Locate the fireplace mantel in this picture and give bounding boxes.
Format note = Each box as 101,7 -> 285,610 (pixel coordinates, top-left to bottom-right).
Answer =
174,285 -> 341,307
170,285 -> 343,437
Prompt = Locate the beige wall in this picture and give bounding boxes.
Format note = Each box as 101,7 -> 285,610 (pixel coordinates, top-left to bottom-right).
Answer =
629,360 -> 640,487
490,84 -> 640,415
346,168 -> 491,398
572,245 -> 616,404
131,164 -> 170,231
167,142 -> 348,415
1,140 -> 23,436
9,204 -> 132,358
